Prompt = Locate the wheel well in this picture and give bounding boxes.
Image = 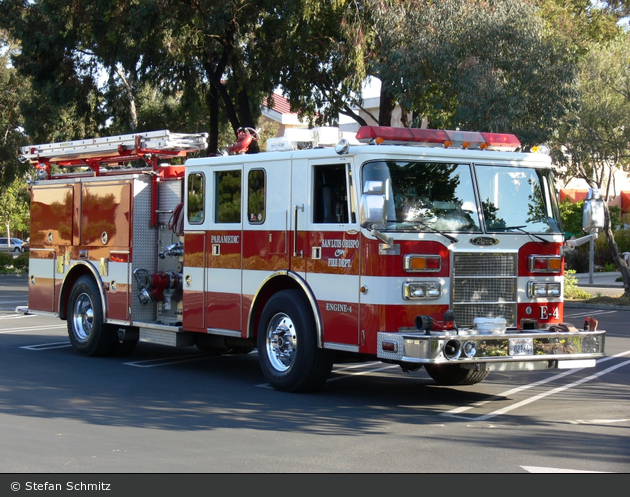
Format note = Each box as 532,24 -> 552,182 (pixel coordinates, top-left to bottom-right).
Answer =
248,275 -> 315,341
59,265 -> 103,320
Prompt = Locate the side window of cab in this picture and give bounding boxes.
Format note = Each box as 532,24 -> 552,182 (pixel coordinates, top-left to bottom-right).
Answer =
187,172 -> 205,224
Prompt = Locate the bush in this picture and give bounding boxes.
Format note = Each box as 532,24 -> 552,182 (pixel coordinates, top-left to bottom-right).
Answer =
595,228 -> 630,270
14,253 -> 29,271
0,252 -> 28,274
564,269 -> 592,300
564,246 -> 590,273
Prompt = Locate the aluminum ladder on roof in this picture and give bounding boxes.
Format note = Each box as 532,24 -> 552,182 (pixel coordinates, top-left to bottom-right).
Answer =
19,130 -> 209,164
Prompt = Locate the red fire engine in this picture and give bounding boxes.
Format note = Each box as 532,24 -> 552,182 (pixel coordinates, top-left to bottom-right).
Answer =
19,126 -> 606,392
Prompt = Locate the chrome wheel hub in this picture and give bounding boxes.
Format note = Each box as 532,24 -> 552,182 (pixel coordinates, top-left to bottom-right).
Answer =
265,313 -> 297,372
72,293 -> 94,342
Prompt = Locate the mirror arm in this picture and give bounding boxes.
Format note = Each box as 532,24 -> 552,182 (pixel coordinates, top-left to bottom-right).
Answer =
562,233 -> 597,256
371,228 -> 394,246
565,233 -> 597,248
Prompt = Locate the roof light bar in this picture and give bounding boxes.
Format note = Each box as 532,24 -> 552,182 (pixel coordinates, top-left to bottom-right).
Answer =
480,132 -> 521,151
355,126 -> 521,152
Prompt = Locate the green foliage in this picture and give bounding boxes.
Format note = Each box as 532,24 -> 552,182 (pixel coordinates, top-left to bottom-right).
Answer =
552,31 -> 630,189
271,1 -> 373,128
0,30 -> 31,190
564,269 -> 592,300
559,199 -> 585,237
595,228 -> 630,265
372,0 -> 580,147
0,177 -> 30,239
0,251 -> 28,274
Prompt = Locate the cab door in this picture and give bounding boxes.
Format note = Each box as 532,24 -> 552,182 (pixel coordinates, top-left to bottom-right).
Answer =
301,159 -> 361,349
205,165 -> 243,334
182,170 -> 208,332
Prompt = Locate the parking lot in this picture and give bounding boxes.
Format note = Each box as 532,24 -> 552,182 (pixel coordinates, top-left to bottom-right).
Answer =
1,274 -> 629,473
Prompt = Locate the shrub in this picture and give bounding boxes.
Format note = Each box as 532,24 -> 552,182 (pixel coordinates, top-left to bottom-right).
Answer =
14,253 -> 29,271
564,269 -> 592,300
564,246 -> 590,273
594,228 -> 630,270
0,252 -> 28,274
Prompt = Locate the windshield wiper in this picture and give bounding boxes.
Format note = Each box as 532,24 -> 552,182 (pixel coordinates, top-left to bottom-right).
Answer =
391,219 -> 459,244
496,225 -> 550,244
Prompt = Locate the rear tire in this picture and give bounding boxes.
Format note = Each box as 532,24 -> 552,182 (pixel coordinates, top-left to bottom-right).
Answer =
67,276 -> 116,357
424,363 -> 490,386
257,290 -> 333,392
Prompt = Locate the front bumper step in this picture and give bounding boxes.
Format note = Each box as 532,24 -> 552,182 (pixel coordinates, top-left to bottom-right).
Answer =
377,329 -> 605,367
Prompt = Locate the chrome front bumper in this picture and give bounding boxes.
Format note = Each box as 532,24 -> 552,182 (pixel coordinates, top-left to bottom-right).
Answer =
377,329 -> 605,369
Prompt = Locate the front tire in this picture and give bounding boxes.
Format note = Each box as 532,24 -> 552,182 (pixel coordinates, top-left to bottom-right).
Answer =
257,290 -> 333,392
67,276 -> 116,356
424,363 -> 490,386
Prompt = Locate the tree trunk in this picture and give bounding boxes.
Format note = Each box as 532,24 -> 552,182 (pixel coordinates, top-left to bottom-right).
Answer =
114,67 -> 138,130
602,202 -> 630,297
207,83 -> 220,155
235,87 -> 260,154
378,83 -> 394,126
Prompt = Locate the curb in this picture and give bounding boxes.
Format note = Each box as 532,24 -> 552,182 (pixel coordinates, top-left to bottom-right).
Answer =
564,301 -> 630,311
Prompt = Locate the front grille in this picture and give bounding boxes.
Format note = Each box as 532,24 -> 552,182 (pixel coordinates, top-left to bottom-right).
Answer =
453,253 -> 517,327
453,277 -> 515,302
454,253 -> 516,276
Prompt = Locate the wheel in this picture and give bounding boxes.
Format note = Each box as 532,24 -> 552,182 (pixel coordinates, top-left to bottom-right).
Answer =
424,363 -> 490,386
13,247 -> 20,253
67,276 -> 116,356
257,290 -> 334,392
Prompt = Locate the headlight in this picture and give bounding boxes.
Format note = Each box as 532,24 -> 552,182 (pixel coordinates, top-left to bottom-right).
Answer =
402,281 -> 442,300
528,281 -> 562,298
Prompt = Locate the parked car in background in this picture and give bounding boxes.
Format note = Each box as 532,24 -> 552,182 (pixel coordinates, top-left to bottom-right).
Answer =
0,237 -> 27,253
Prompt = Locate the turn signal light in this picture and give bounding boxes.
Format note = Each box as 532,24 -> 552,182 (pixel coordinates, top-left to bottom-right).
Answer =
529,255 -> 562,273
404,255 -> 441,272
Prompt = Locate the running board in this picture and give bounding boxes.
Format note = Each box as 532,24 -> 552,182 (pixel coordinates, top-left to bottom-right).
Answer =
137,325 -> 195,347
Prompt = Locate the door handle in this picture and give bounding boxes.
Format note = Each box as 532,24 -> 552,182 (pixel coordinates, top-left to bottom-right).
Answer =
293,204 -> 304,258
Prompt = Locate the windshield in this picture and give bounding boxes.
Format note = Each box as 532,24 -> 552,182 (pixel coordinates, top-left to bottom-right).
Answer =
361,160 -> 562,234
362,160 -> 481,232
476,165 -> 562,233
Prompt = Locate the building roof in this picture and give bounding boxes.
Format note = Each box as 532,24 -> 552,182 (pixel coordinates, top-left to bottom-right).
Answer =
263,93 -> 294,115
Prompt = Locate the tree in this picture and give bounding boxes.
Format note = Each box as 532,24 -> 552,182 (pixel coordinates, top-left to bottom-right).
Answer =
1,1 -> 381,154
271,0 -> 375,128
370,0 -> 580,148
0,177 -> 29,244
552,31 -> 630,297
0,29 -> 30,190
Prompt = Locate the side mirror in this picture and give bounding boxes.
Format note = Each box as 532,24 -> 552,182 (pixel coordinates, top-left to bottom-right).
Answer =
583,188 -> 605,234
359,181 -> 386,229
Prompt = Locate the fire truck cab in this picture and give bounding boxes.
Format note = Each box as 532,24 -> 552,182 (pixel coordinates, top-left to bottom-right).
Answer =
20,126 -> 606,392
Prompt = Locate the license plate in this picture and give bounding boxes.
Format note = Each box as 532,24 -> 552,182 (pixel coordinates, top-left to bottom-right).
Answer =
509,337 -> 533,356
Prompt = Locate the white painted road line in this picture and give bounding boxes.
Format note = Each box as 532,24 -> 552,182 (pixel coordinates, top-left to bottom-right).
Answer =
569,418 -> 629,425
123,355 -> 209,368
470,359 -> 630,421
441,350 -> 630,421
1,324 -> 67,334
0,314 -> 36,320
564,309 -> 618,318
327,363 -> 400,381
256,361 -> 400,388
521,466 -> 610,473
20,341 -> 72,350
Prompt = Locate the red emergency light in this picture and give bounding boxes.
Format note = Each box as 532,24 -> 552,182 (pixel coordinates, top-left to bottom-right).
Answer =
355,126 -> 521,152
